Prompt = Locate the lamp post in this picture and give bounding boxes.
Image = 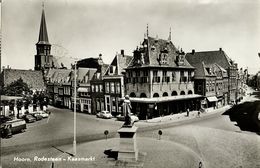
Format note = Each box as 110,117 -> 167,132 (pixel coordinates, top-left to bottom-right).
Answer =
73,60 -> 77,156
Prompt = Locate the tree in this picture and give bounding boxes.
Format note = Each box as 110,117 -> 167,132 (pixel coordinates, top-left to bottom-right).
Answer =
3,78 -> 31,96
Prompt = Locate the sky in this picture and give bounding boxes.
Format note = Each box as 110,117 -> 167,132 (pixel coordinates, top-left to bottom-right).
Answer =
1,0 -> 260,74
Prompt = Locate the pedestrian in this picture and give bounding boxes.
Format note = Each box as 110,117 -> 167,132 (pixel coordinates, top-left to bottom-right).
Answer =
197,109 -> 201,118
186,108 -> 190,117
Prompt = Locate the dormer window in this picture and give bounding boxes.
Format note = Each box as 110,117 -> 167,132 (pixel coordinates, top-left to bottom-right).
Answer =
151,45 -> 156,51
109,66 -> 114,74
158,52 -> 168,65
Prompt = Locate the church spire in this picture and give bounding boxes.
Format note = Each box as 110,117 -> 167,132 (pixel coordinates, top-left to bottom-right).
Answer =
37,1 -> 50,45
35,2 -> 53,71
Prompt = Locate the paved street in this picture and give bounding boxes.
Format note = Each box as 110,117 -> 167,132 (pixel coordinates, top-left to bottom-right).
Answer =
1,91 -> 260,168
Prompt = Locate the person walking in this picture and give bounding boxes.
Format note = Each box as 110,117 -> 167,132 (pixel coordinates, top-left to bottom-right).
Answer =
186,108 -> 190,117
197,109 -> 201,118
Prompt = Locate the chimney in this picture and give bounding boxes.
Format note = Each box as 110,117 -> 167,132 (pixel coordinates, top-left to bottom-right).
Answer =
99,53 -> 102,60
121,49 -> 124,56
192,49 -> 195,55
219,48 -> 222,51
98,53 -> 103,65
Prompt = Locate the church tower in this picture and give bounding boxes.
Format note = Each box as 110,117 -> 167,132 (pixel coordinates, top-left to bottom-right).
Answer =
34,3 -> 53,71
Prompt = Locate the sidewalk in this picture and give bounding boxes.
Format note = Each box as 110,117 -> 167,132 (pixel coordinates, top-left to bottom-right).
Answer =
137,105 -> 231,126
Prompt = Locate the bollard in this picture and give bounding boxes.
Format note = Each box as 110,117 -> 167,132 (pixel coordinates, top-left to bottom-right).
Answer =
199,161 -> 202,168
51,162 -> 54,168
104,130 -> 109,140
158,130 -> 162,140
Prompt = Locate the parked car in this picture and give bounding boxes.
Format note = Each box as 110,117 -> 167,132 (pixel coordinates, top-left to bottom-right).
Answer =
116,114 -> 139,122
96,111 -> 113,119
1,119 -> 26,138
37,111 -> 49,118
0,115 -> 12,123
31,113 -> 43,121
23,114 -> 36,123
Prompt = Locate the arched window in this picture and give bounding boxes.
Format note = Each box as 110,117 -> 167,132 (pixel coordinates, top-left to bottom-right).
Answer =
163,92 -> 168,97
140,93 -> 147,98
180,91 -> 185,95
129,92 -> 136,97
188,90 -> 193,95
153,93 -> 159,97
171,91 -> 178,96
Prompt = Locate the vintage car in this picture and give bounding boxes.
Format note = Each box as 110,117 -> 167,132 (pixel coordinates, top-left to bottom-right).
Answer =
1,119 -> 26,138
23,114 -> 36,123
37,111 -> 49,118
0,115 -> 12,123
31,113 -> 43,121
96,111 -> 113,119
116,114 -> 139,122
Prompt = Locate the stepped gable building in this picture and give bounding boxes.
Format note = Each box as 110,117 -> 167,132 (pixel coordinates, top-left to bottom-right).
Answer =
1,68 -> 45,92
186,48 -> 238,104
34,5 -> 54,71
125,30 -> 202,119
103,50 -> 133,116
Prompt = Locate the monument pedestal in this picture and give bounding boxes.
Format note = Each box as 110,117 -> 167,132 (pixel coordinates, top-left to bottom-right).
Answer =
117,125 -> 138,162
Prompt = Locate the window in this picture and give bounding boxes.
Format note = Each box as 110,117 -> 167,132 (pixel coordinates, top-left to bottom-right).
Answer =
91,85 -> 95,92
130,92 -> 136,97
110,66 -> 114,74
163,92 -> 168,97
128,71 -> 133,77
163,71 -> 167,77
136,71 -> 140,77
110,82 -> 115,93
172,72 -> 176,82
171,91 -> 178,96
153,93 -> 159,97
162,71 -> 170,82
116,82 -> 120,94
188,71 -> 192,82
198,85 -> 202,92
153,70 -> 160,83
140,93 -> 147,98
153,70 -> 158,77
95,85 -> 99,92
143,70 -> 148,77
100,84 -> 103,92
106,83 -> 109,93
180,71 -> 186,82
212,83 -> 215,91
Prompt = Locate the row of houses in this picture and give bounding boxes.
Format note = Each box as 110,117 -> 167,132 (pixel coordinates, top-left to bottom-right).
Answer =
1,5 -> 247,119
43,34 -> 247,119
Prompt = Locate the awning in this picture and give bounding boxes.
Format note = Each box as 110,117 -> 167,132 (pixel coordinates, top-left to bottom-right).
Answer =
129,94 -> 202,103
77,87 -> 89,92
206,96 -> 218,102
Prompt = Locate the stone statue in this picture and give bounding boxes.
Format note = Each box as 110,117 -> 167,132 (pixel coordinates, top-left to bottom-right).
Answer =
122,95 -> 132,126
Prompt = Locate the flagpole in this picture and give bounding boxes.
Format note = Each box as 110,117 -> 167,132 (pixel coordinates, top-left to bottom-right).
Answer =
73,60 -> 77,156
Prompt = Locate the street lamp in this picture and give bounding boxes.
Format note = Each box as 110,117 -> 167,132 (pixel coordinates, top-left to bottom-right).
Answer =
73,60 -> 77,156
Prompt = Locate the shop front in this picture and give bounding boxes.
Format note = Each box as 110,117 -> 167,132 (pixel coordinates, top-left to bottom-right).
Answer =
129,94 -> 203,120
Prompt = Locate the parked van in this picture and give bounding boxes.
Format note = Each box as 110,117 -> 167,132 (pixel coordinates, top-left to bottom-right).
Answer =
1,119 -> 26,138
